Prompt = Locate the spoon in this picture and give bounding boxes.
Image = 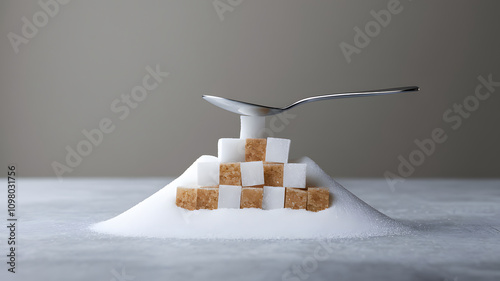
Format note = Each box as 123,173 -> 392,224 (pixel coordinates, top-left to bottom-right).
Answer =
203,86 -> 419,116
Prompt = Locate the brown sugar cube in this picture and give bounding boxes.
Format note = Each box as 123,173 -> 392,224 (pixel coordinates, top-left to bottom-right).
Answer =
220,163 -> 241,186
307,187 -> 330,212
196,187 -> 219,210
175,187 -> 197,211
240,187 -> 263,209
263,163 -> 284,187
245,138 -> 267,162
284,187 -> 307,209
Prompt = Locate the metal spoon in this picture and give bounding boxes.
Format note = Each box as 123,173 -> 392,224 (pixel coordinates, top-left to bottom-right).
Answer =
203,86 -> 419,116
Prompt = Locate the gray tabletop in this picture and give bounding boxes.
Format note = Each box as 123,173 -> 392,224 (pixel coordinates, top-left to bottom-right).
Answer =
2,178 -> 500,281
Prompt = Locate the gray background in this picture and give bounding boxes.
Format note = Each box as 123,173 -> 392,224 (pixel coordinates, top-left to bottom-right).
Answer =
1,0 -> 499,178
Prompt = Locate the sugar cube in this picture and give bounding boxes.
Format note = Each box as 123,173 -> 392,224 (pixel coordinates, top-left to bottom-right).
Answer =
265,137 -> 291,163
197,161 -> 219,186
218,138 -> 245,163
263,163 -> 283,187
196,187 -> 219,210
175,187 -> 197,211
240,187 -> 263,209
307,187 -> 330,212
245,138 -> 267,162
240,116 -> 266,139
240,161 -> 264,187
284,187 -> 307,209
218,185 -> 242,209
219,163 -> 241,186
262,186 -> 285,210
283,163 -> 307,188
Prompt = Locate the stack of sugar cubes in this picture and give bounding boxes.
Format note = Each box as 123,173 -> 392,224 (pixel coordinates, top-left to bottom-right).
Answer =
175,116 -> 330,212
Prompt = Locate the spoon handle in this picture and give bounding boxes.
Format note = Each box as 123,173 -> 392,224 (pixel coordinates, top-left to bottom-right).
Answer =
285,86 -> 420,110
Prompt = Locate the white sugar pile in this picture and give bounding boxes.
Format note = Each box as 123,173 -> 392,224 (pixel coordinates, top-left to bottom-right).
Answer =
91,156 -> 408,239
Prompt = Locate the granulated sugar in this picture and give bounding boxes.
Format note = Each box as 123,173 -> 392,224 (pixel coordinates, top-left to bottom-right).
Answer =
91,156 -> 408,239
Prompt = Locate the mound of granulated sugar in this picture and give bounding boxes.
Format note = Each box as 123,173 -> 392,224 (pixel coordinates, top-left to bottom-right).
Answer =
91,156 -> 408,239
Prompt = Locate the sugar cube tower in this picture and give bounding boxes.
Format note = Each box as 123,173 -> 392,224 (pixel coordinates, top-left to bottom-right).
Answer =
176,115 -> 330,212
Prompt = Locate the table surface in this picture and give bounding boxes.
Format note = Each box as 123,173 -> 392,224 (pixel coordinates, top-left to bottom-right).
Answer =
2,178 -> 500,281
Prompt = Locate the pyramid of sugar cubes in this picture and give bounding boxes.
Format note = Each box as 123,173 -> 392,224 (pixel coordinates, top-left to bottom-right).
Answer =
175,116 -> 330,212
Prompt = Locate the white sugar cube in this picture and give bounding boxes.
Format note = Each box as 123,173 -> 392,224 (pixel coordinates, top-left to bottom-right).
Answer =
218,138 -> 245,163
262,186 -> 285,210
240,115 -> 266,139
218,185 -> 242,209
265,137 -> 291,163
240,161 -> 264,187
283,163 -> 307,188
197,161 -> 219,186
